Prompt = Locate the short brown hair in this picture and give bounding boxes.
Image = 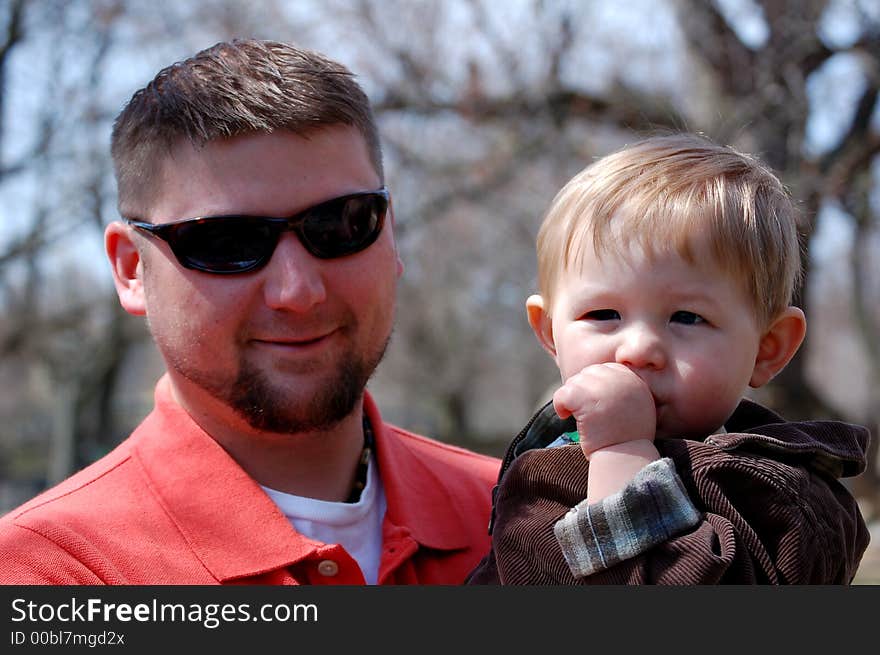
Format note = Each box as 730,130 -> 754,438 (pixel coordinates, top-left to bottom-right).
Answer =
536,133 -> 803,327
111,39 -> 383,215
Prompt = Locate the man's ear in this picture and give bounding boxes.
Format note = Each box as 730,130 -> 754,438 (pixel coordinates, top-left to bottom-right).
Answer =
388,200 -> 404,278
105,221 -> 147,316
526,294 -> 557,358
749,306 -> 806,388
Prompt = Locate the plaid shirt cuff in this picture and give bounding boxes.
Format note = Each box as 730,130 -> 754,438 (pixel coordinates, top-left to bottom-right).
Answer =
553,457 -> 701,578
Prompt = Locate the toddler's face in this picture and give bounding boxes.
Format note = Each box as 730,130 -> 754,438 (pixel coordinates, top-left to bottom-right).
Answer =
547,243 -> 764,438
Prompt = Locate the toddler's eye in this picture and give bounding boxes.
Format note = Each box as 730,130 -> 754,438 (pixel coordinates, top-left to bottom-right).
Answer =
670,311 -> 705,325
583,309 -> 620,321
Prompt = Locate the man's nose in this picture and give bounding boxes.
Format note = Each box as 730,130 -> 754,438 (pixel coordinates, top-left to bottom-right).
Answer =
261,233 -> 327,311
615,322 -> 667,371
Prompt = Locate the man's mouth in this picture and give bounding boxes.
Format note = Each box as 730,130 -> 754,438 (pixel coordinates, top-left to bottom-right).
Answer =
252,329 -> 339,349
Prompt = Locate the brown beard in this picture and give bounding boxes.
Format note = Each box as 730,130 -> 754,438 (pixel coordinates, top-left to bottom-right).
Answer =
226,341 -> 387,433
174,333 -> 391,434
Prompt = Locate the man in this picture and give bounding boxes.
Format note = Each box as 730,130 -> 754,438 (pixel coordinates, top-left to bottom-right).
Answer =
0,39 -> 499,584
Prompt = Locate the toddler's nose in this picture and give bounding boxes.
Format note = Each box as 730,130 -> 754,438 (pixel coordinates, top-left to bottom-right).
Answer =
615,323 -> 667,371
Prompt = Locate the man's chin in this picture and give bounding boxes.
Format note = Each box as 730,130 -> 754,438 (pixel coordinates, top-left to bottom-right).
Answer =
228,354 -> 375,434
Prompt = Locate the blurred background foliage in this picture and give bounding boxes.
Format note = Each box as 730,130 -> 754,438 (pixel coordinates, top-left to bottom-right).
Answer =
0,0 -> 878,531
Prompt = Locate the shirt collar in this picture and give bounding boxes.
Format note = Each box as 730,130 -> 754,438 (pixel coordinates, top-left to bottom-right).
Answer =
363,392 -> 472,551
132,375 -> 468,582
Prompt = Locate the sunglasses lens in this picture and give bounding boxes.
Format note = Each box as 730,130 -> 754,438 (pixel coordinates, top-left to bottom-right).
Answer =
147,190 -> 388,273
301,193 -> 387,258
173,218 -> 275,273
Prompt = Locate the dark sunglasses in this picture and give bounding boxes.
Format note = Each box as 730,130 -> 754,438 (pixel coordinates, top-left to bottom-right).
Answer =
124,187 -> 389,274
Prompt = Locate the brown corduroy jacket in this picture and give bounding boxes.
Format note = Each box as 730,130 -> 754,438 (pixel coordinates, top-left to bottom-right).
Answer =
467,399 -> 871,584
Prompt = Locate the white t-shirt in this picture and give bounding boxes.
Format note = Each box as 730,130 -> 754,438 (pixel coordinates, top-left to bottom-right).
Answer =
261,454 -> 386,584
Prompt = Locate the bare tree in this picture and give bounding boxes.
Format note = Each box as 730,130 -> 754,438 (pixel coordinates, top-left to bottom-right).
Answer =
0,0 -> 145,490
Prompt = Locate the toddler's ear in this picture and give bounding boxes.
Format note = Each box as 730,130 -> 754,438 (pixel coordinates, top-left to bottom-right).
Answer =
749,307 -> 806,388
526,294 -> 557,358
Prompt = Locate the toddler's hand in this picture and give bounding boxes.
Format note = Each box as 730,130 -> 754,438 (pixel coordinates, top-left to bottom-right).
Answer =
552,362 -> 656,458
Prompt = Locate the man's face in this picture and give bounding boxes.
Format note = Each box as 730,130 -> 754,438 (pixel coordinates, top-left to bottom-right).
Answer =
544,241 -> 765,439
120,127 -> 401,435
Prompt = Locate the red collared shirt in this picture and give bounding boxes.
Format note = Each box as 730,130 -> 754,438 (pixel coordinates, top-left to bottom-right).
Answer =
0,375 -> 499,584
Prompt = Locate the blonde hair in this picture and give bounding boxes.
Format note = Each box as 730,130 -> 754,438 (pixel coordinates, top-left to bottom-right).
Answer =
536,133 -> 803,327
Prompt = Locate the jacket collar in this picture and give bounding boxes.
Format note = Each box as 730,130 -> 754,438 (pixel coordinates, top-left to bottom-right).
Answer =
719,398 -> 869,477
512,397 -> 869,479
131,375 -> 468,582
